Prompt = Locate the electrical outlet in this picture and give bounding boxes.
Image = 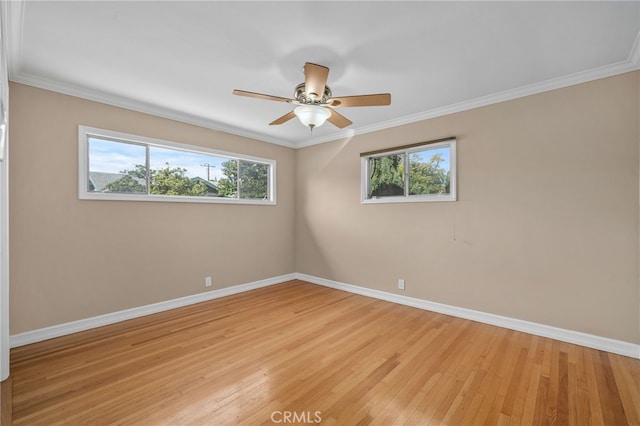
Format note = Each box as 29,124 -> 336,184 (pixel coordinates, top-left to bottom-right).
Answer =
398,279 -> 405,290
205,276 -> 212,287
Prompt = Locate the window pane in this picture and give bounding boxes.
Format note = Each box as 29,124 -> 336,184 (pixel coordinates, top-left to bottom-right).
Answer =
239,160 -> 269,199
408,147 -> 450,195
88,138 -> 147,193
149,146 -> 225,197
216,159 -> 238,198
368,153 -> 405,198
80,126 -> 276,204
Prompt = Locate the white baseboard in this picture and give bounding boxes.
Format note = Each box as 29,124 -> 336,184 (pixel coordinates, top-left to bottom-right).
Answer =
10,272 -> 640,360
9,273 -> 297,348
296,273 -> 640,360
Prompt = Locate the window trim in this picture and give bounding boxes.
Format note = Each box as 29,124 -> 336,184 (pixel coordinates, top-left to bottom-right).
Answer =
78,125 -> 276,205
361,137 -> 457,204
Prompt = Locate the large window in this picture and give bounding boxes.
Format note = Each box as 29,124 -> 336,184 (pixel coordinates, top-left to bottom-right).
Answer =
361,138 -> 456,203
79,126 -> 276,204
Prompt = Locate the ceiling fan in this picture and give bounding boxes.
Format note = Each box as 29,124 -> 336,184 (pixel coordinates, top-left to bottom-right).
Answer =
233,62 -> 391,131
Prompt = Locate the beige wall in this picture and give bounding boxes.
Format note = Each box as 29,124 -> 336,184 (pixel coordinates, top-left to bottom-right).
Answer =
9,72 -> 640,345
296,72 -> 640,344
9,83 -> 296,334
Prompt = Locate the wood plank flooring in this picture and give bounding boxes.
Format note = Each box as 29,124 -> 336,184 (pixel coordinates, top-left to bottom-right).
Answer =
8,280 -> 640,425
1,376 -> 11,426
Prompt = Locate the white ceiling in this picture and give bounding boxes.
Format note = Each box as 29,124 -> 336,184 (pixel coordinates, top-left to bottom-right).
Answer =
4,1 -> 640,148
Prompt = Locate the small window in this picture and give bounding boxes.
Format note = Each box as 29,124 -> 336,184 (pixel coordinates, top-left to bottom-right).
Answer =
79,126 -> 276,204
361,138 -> 456,203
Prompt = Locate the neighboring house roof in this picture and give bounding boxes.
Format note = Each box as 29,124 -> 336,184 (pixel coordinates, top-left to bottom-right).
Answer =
190,177 -> 218,193
89,171 -> 125,192
89,172 -> 217,194
89,171 -> 144,192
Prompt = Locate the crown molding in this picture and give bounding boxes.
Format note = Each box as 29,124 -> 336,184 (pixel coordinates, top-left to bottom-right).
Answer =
5,1 -> 299,148
5,0 -> 23,78
12,58 -> 638,151
297,56 -> 640,149
630,30 -> 640,67
6,2 -> 640,150
9,71 -> 298,149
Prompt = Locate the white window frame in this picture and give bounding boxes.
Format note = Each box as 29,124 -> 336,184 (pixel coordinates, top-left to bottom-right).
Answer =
79,126 -> 276,205
361,138 -> 457,204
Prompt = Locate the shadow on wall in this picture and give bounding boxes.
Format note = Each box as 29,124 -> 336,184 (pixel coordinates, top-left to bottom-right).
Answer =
296,135 -> 356,280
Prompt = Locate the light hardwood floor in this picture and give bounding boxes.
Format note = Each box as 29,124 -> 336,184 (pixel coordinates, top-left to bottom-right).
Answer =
1,376 -> 11,426
7,280 -> 640,425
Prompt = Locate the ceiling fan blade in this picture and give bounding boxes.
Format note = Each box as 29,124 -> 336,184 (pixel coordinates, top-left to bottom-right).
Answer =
269,110 -> 297,126
327,109 -> 352,129
233,89 -> 292,103
328,93 -> 391,108
304,62 -> 329,100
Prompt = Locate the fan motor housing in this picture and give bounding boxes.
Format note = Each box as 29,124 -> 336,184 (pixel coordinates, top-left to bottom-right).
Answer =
294,83 -> 332,105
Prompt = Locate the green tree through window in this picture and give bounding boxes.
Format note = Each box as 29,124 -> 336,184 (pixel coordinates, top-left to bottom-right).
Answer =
363,138 -> 456,202
408,153 -> 450,195
106,163 -> 207,196
216,160 -> 269,199
82,126 -> 276,204
369,154 -> 405,197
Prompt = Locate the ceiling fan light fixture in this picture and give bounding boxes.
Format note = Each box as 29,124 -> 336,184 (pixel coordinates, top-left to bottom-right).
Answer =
234,62 -> 390,130
294,105 -> 331,130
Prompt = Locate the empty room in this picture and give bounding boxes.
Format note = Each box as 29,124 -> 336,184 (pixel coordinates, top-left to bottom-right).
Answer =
0,1 -> 639,425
